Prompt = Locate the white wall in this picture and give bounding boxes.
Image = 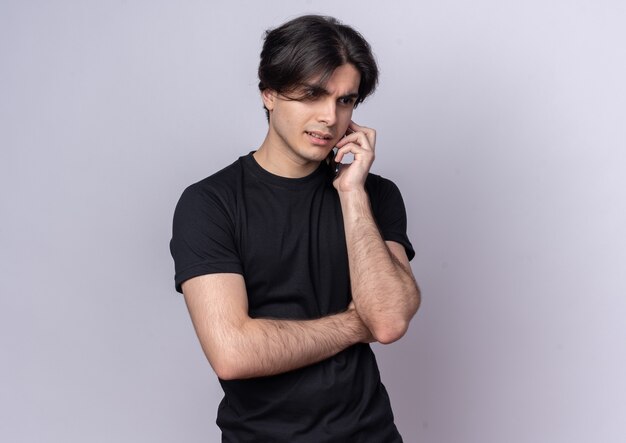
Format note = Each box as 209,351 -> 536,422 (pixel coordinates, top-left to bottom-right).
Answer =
1,1 -> 624,442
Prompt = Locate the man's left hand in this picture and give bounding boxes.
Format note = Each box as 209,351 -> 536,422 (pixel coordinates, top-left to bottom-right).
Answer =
333,121 -> 376,193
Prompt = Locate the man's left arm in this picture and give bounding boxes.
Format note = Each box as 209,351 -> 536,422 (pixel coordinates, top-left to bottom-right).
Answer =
334,121 -> 421,344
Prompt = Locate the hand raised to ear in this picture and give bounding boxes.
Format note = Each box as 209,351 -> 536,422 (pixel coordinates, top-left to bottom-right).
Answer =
333,121 -> 377,193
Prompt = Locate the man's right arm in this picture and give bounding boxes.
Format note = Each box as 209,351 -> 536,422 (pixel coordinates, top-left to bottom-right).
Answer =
182,273 -> 373,380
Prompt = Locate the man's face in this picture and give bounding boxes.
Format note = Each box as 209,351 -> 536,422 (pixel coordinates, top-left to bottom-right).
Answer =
262,63 -> 361,170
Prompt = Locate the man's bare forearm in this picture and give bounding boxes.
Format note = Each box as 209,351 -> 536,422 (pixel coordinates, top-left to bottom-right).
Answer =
208,309 -> 371,380
339,188 -> 420,344
184,274 -> 373,381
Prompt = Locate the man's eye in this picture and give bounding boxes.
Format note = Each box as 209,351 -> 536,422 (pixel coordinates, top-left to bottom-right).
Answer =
339,97 -> 356,105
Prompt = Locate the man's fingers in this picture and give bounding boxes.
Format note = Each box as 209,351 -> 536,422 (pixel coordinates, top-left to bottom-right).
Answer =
334,142 -> 373,164
335,130 -> 373,152
349,121 -> 376,148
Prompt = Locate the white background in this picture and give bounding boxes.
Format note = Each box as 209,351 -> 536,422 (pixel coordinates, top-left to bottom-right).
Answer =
2,1 -> 625,442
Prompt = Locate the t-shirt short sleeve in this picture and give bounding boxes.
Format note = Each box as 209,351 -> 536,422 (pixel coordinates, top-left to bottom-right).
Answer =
170,183 -> 243,293
367,175 -> 416,261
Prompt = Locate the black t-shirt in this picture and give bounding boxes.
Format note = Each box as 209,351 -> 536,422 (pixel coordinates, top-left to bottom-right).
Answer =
170,152 -> 414,442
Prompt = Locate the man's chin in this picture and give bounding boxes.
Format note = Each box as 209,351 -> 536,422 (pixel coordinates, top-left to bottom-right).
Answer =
300,146 -> 333,162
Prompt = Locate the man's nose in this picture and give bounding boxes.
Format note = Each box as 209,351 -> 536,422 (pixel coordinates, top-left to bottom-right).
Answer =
317,98 -> 337,126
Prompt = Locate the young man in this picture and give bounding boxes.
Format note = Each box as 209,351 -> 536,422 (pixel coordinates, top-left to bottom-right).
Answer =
170,15 -> 420,442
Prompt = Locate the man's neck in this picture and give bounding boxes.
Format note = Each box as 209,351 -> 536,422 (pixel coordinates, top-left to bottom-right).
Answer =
254,136 -> 321,178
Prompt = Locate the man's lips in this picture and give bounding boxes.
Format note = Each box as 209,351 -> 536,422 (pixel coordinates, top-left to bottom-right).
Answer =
305,131 -> 335,147
305,130 -> 333,140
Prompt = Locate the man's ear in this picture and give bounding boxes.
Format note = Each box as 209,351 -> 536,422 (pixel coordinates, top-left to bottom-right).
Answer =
261,89 -> 277,112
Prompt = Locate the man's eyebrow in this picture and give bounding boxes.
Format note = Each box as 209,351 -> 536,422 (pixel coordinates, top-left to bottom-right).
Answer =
301,84 -> 359,100
302,83 -> 330,96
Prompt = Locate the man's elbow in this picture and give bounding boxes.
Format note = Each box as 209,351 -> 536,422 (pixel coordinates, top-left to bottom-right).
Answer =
212,360 -> 240,381
206,349 -> 248,381
371,297 -> 420,344
372,319 -> 410,345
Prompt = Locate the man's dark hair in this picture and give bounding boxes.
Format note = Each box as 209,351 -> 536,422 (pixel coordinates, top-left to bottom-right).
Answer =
258,15 -> 379,120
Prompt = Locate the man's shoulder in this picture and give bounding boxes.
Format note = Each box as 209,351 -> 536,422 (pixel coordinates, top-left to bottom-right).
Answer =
175,154 -> 251,215
182,153 -> 253,199
191,155 -> 248,190
365,171 -> 402,198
